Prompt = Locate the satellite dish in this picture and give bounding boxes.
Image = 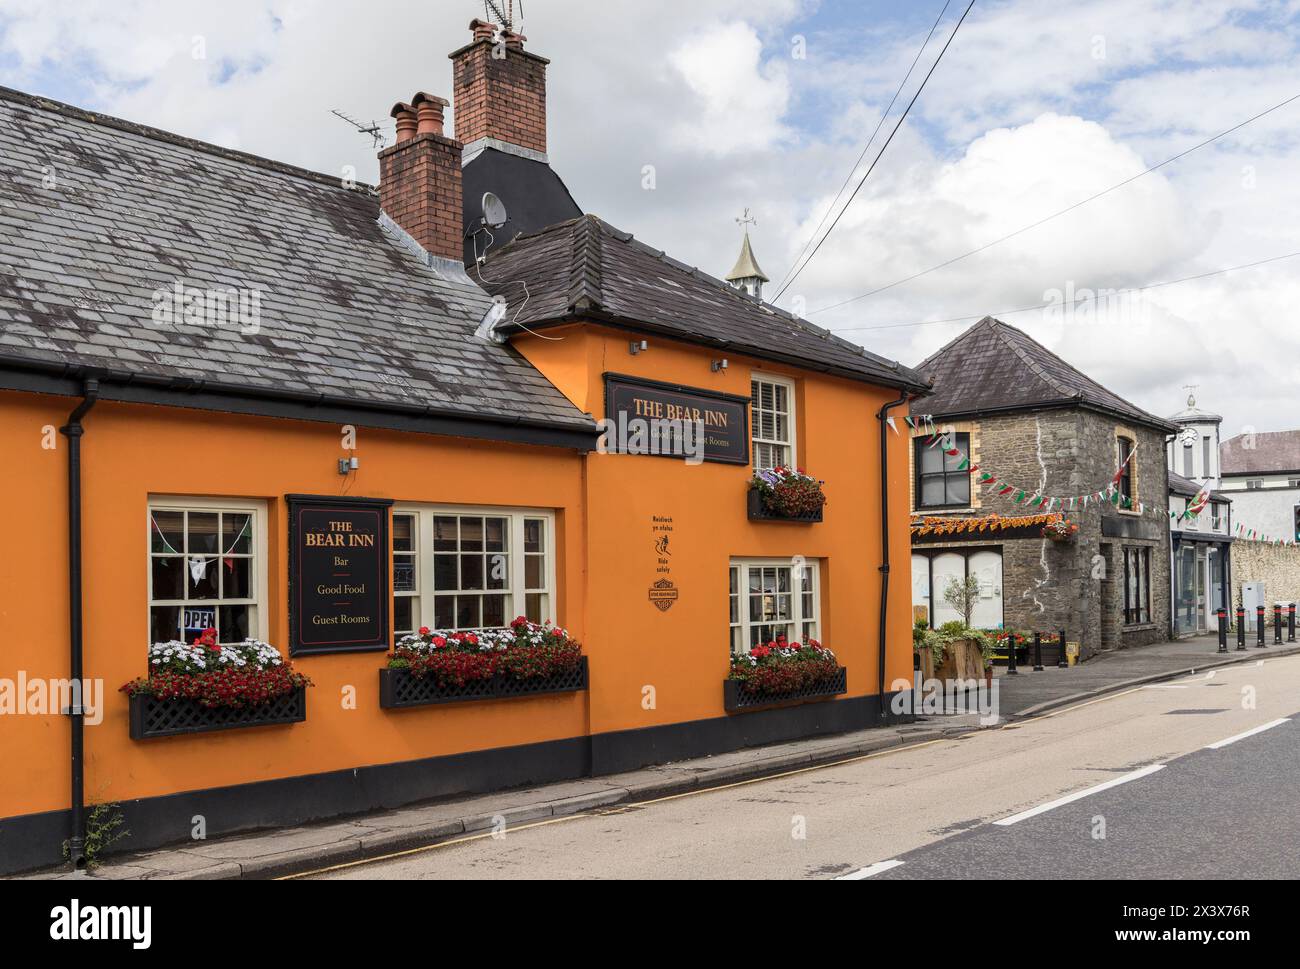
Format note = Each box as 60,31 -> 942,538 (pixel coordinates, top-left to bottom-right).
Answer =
482,192 -> 509,229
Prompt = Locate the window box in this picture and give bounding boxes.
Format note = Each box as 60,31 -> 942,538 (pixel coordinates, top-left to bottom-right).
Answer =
724,666 -> 847,712
379,656 -> 589,709
747,487 -> 823,523
128,686 -> 307,740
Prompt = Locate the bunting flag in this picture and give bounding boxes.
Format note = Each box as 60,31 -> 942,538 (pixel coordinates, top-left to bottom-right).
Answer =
910,413 -> 1145,515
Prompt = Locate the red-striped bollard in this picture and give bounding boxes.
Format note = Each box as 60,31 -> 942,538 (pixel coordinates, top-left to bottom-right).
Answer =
1217,609 -> 1228,653
1257,605 -> 1267,648
1275,604 -> 1284,645
1237,607 -> 1247,651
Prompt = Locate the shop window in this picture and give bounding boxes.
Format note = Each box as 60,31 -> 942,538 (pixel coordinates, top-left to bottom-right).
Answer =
391,508 -> 554,638
1118,436 -> 1136,504
728,559 -> 820,655
148,501 -> 265,646
914,433 -> 971,510
751,376 -> 795,470
1122,546 -> 1151,626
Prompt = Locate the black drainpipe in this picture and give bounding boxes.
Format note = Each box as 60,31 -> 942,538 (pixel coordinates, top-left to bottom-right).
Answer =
60,378 -> 98,869
876,390 -> 911,724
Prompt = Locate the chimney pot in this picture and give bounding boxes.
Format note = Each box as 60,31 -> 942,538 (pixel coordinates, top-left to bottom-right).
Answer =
469,18 -> 498,43
412,92 -> 449,136
390,101 -> 417,143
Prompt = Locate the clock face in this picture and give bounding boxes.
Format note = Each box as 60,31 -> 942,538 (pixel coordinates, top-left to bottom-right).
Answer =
1180,428 -> 1199,446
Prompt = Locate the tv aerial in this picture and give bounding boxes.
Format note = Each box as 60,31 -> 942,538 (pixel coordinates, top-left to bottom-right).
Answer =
330,109 -> 386,149
484,0 -> 524,33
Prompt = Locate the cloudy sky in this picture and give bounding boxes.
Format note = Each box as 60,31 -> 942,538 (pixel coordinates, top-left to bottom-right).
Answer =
1,0 -> 1297,435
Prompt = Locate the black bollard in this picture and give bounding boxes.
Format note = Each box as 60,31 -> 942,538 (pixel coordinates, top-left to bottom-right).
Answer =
1237,607 -> 1247,651
1290,604 -> 1296,644
1058,628 -> 1069,668
1217,609 -> 1228,654
1006,634 -> 1019,675
1257,605 -> 1267,648
1274,604 -> 1284,645
1033,631 -> 1044,672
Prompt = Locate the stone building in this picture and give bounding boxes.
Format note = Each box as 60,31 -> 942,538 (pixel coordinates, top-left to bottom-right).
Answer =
908,318 -> 1176,658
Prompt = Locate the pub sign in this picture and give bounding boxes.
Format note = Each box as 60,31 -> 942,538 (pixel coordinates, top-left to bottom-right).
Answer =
603,373 -> 750,465
287,495 -> 393,656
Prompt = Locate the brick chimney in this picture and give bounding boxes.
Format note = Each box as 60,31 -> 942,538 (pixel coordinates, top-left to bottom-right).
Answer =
377,90 -> 464,263
450,18 -> 550,157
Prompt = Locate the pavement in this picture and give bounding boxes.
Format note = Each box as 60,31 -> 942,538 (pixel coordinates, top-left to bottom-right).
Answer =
995,631 -> 1300,718
17,632 -> 1297,881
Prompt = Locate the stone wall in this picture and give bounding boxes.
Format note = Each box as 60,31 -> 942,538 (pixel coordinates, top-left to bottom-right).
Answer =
1232,540 -> 1300,607
911,406 -> 1173,657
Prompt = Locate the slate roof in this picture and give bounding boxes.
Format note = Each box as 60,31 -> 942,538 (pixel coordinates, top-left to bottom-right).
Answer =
1221,430 -> 1300,475
910,317 -> 1177,433
474,215 -> 930,393
0,86 -> 596,440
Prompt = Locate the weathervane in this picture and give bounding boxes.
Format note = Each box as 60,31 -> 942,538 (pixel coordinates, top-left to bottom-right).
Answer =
736,208 -> 758,230
1183,383 -> 1199,408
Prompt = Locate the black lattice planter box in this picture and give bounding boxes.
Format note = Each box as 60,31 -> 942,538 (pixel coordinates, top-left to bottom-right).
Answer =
379,657 -> 589,710
747,488 -> 824,524
128,687 -> 308,740
724,666 -> 848,712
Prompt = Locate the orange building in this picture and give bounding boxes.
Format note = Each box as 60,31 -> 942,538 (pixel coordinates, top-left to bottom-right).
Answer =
0,21 -> 927,874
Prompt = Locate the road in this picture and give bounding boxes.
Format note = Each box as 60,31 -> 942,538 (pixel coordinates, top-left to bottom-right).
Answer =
306,653 -> 1300,880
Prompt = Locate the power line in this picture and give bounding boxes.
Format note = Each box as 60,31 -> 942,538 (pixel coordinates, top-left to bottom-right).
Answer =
771,0 -> 953,295
774,0 -> 976,302
823,248 -> 1300,333
808,90 -> 1300,316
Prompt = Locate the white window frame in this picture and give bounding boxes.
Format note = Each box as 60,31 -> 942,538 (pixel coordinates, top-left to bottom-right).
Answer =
392,505 -> 557,637
146,496 -> 269,646
728,557 -> 821,656
750,374 -> 797,471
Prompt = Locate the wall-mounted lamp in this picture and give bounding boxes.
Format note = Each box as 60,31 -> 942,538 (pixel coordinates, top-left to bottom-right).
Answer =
338,456 -> 359,475
629,340 -> 649,356
711,359 -> 729,373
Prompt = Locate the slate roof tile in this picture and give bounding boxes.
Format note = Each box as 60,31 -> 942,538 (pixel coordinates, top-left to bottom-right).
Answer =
0,86 -> 594,435
910,316 -> 1177,433
476,215 -> 929,392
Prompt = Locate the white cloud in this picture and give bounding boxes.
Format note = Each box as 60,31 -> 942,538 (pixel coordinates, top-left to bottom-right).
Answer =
0,0 -> 1297,434
667,21 -> 791,154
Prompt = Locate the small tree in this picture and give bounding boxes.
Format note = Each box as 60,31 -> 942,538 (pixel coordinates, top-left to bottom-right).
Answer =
943,574 -> 982,629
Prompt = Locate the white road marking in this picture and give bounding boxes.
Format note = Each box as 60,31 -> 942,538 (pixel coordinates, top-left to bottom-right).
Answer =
993,765 -> 1166,826
837,859 -> 904,880
1143,685 -> 1188,690
1204,718 -> 1291,750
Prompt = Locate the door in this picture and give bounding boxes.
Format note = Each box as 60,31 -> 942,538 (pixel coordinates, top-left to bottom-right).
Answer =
968,550 -> 1004,630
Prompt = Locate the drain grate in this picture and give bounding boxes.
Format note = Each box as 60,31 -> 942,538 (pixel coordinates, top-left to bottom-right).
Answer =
1165,709 -> 1228,715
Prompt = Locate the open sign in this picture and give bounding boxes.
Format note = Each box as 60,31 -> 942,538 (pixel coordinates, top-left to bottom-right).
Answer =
184,608 -> 216,639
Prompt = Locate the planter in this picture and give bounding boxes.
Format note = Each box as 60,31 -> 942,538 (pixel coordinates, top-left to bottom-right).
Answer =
934,638 -> 985,682
915,648 -> 937,682
129,686 -> 307,740
746,488 -> 823,524
724,666 -> 847,712
379,657 -> 589,709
